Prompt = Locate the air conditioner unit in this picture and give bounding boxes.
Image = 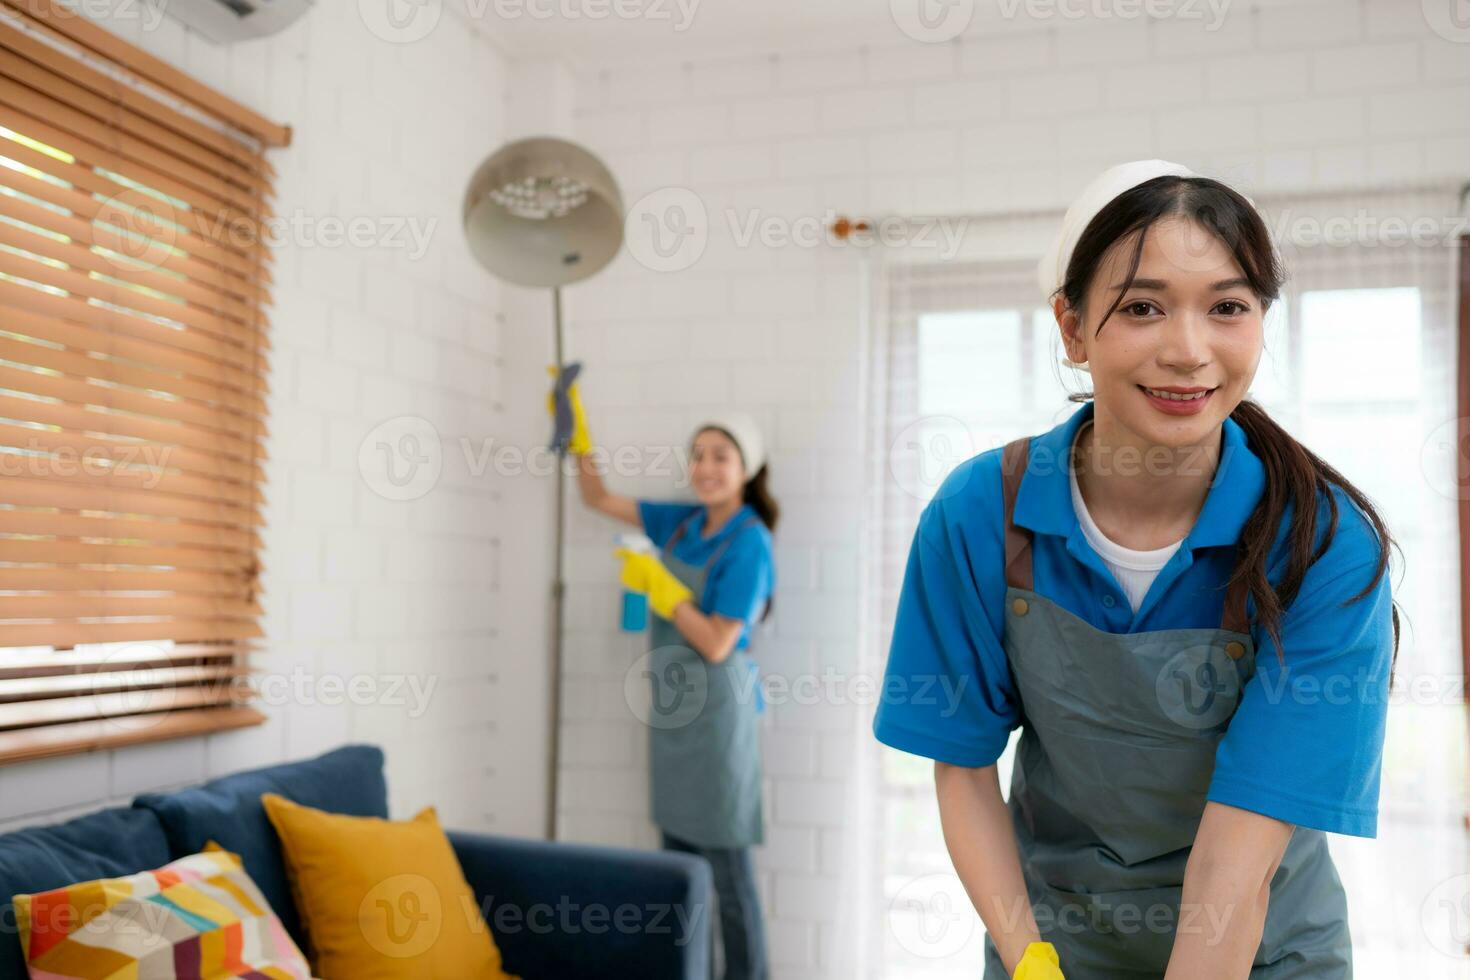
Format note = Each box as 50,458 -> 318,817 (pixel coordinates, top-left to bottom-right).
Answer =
160,0 -> 313,43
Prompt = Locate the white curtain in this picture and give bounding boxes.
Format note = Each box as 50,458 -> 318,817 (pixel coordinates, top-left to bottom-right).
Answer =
1258,189 -> 1466,977
852,184 -> 1467,978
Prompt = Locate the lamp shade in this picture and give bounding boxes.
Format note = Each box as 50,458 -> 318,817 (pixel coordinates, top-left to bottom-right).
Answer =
461,136 -> 624,288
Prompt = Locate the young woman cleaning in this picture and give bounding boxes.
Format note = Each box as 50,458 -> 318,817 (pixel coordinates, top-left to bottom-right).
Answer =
550,374 -> 777,980
873,159 -> 1400,979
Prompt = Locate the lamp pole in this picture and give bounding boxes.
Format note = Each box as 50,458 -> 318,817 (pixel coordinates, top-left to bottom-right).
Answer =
459,136 -> 623,844
547,285 -> 565,841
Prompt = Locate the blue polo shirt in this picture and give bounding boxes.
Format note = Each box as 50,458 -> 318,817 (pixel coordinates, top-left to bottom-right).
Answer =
872,400 -> 1394,838
636,500 -> 774,652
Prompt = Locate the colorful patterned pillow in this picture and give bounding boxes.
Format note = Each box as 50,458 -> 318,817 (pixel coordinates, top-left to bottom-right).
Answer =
10,844 -> 312,979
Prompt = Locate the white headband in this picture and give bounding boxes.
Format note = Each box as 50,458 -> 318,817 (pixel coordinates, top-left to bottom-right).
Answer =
1037,158 -> 1199,301
696,411 -> 765,478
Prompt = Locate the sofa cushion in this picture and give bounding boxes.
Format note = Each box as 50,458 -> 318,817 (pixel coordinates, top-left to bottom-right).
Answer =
131,743 -> 387,946
0,806 -> 171,979
12,844 -> 312,979
261,793 -> 520,979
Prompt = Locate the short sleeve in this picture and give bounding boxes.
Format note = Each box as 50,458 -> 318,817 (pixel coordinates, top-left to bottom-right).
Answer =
705,527 -> 773,625
1206,503 -> 1394,837
871,495 -> 1020,768
637,499 -> 699,549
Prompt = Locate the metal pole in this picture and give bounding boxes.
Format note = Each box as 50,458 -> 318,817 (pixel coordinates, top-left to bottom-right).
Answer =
547,285 -> 566,841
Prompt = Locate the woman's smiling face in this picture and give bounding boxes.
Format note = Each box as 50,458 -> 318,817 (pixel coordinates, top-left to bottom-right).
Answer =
690,428 -> 746,506
1057,214 -> 1265,449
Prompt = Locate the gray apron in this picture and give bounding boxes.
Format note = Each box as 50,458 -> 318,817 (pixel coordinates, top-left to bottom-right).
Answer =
982,436 -> 1352,979
647,512 -> 764,849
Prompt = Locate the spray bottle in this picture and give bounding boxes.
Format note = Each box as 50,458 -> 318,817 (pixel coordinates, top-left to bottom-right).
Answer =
614,532 -> 654,631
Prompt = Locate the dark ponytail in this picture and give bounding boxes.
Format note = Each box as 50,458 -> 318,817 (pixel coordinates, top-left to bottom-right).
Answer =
1055,174 -> 1401,678
1226,401 -> 1401,677
742,464 -> 780,535
700,427 -> 779,623
743,465 -> 778,623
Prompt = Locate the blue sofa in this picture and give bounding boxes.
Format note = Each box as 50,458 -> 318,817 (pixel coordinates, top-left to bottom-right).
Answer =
0,744 -> 712,979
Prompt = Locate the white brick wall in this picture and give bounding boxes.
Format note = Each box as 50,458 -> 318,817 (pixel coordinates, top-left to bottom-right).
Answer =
0,5 -> 521,834
1,0 -> 1465,973
556,2 -> 1470,976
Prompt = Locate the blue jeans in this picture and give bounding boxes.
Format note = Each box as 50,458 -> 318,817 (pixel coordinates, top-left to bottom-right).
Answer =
660,830 -> 769,980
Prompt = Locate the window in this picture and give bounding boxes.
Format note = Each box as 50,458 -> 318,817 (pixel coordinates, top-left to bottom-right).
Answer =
0,1 -> 289,763
879,288 -> 1071,979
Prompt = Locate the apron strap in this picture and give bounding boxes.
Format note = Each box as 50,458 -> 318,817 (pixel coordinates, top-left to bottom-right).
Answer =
1000,437 -> 1034,591
1220,566 -> 1250,634
1003,431 -> 1252,634
664,511 -> 697,553
705,515 -> 763,569
663,512 -> 764,613
663,512 -> 762,569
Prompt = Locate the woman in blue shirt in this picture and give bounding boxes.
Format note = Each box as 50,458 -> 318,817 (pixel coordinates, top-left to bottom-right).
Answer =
554,382 -> 777,980
873,160 -> 1401,980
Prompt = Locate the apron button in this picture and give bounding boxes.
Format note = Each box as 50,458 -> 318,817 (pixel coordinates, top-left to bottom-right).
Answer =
1225,640 -> 1245,660
1012,598 -> 1029,616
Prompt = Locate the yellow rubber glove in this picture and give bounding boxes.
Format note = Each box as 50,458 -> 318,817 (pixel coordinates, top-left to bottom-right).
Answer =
1013,941 -> 1064,979
546,365 -> 593,456
614,548 -> 693,620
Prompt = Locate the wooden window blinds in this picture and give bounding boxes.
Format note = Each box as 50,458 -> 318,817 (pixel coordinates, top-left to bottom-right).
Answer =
0,0 -> 290,764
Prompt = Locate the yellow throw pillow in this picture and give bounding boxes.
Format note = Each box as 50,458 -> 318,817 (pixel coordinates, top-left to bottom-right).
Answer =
260,793 -> 519,980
